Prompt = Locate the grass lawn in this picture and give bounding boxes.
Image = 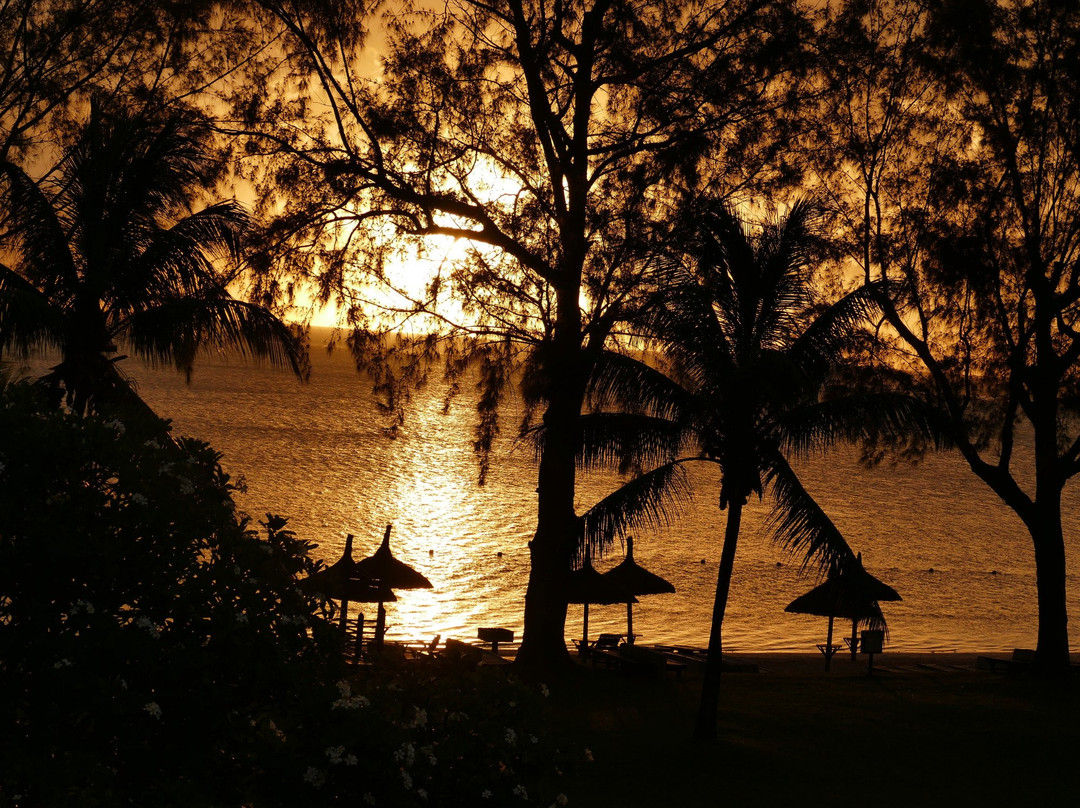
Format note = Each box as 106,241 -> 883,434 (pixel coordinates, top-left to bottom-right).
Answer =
544,654 -> 1080,807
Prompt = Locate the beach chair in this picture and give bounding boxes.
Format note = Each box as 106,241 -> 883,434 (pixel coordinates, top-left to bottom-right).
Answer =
589,633 -> 625,668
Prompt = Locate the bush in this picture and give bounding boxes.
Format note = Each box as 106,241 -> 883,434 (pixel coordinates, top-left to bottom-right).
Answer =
0,382 -> 571,807
0,382 -> 341,805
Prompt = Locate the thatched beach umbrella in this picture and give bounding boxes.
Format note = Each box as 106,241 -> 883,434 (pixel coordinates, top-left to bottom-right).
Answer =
299,533 -> 396,634
354,524 -> 433,649
566,552 -> 637,656
785,554 -> 901,670
601,535 -> 675,644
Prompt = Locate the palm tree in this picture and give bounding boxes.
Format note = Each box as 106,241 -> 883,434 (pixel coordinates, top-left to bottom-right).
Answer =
0,103 -> 306,421
575,199 -> 939,739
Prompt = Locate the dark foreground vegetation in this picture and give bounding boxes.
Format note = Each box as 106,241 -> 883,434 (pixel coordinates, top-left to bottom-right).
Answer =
0,383 -> 567,806
548,658 -> 1080,807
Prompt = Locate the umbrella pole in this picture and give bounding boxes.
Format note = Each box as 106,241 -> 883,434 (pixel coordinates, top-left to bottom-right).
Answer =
626,602 -> 634,644
825,614 -> 835,672
375,601 -> 387,651
581,603 -> 590,658
850,619 -> 858,661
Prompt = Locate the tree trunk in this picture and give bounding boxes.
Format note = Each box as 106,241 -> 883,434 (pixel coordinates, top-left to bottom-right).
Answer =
515,394 -> 580,671
694,499 -> 743,740
1028,496 -> 1071,674
1027,371 -> 1071,675
515,286 -> 584,673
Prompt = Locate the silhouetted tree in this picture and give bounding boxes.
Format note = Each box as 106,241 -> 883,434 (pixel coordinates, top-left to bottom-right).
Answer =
573,198 -> 938,737
0,103 -> 307,419
240,0 -> 812,671
811,0 -> 1080,673
0,0 -> 259,163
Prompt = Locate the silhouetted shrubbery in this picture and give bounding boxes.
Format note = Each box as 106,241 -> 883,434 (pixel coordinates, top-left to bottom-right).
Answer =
0,382 -> 570,807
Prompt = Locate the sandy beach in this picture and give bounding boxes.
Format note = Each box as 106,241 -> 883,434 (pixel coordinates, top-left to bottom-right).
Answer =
545,650 -> 1080,808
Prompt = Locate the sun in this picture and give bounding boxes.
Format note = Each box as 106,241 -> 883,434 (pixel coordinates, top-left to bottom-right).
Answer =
307,160 -> 528,330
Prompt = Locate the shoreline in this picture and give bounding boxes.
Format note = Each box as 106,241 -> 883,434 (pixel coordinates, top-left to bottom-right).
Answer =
529,646 -> 1080,674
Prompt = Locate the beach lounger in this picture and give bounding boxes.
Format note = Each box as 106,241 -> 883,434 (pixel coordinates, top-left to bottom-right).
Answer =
977,648 -> 1035,674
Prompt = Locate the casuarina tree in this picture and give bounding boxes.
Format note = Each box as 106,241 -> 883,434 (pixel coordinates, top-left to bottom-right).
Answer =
240,0 -> 812,671
810,0 -> 1080,673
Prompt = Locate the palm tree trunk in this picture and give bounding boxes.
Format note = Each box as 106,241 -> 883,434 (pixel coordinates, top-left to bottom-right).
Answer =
694,498 -> 743,740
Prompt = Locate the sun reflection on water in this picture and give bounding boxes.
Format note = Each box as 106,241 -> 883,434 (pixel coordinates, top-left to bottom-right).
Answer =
127,336 -> 1080,653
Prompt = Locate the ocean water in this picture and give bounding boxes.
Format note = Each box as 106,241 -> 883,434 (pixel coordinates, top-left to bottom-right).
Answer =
117,331 -> 1080,653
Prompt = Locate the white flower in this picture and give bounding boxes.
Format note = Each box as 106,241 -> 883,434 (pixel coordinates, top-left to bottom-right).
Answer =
143,439 -> 160,449
303,767 -> 325,787
394,743 -> 416,767
0,461 -> 6,473
512,785 -> 529,800
504,728 -> 517,746
363,794 -> 376,806
53,658 -> 72,669
344,754 -> 358,766
143,702 -> 162,719
556,794 -> 569,806
416,788 -> 428,800
400,770 -> 413,790
481,790 -> 493,799
332,680 -> 369,710
539,683 -> 550,697
325,745 -> 345,764
135,616 -> 162,638
235,613 -> 249,624
410,706 -> 427,727
158,463 -> 173,474
177,478 -> 195,495
530,734 -> 539,744
130,493 -> 149,506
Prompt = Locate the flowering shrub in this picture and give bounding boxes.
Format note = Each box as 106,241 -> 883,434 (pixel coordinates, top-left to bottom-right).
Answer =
0,382 -> 344,804
270,660 -> 574,808
0,382 -> 570,807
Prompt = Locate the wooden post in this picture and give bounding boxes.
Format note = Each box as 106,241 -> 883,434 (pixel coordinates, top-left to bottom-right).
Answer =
825,614 -> 835,672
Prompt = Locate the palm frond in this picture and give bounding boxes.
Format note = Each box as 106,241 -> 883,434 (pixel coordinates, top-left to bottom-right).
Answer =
166,201 -> 253,262
777,392 -> 951,458
638,268 -> 738,384
0,263 -> 64,355
588,350 -> 696,420
124,297 -> 308,382
751,200 -> 818,349
72,105 -> 216,230
578,462 -> 693,563
787,280 -> 894,380
577,412 -> 688,473
763,449 -> 857,576
0,161 -> 79,296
